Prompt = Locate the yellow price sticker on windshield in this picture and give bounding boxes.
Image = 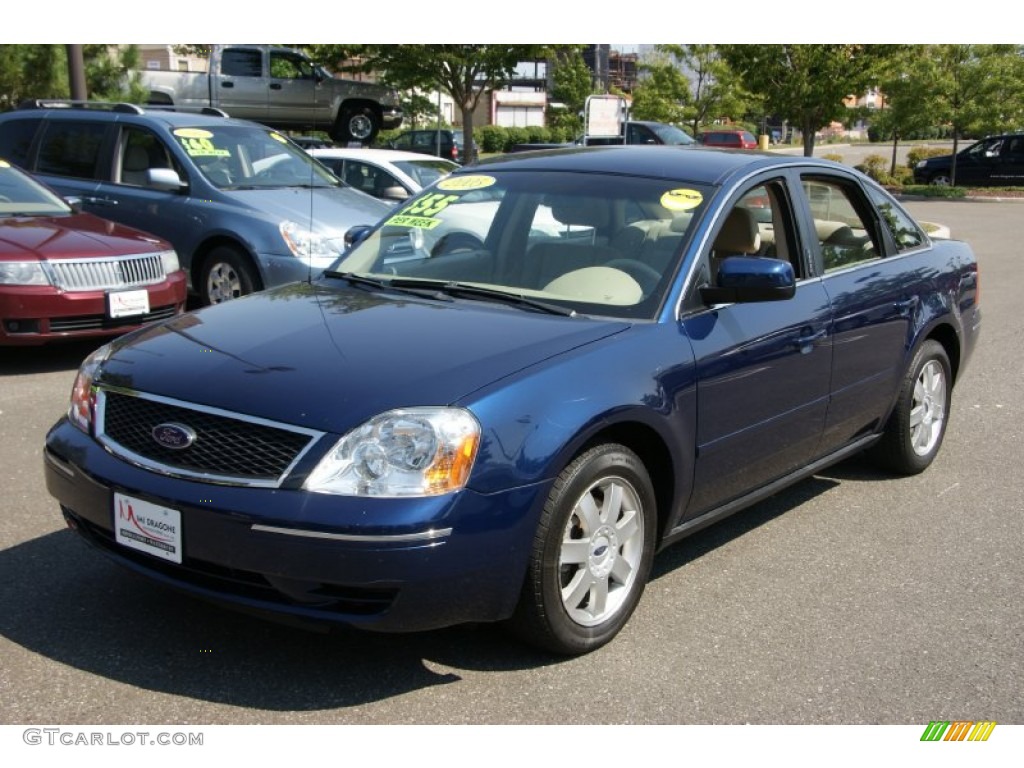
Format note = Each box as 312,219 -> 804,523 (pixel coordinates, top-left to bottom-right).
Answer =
387,215 -> 442,230
0,160 -> 9,168
178,136 -> 231,158
661,188 -> 703,211
173,128 -> 214,139
437,175 -> 495,191
269,132 -> 288,144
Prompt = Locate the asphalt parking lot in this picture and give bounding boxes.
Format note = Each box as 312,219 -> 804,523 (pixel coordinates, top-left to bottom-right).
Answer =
1,199 -> 1021,727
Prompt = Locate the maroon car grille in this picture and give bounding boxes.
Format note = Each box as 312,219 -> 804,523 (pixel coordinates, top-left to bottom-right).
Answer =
48,253 -> 168,291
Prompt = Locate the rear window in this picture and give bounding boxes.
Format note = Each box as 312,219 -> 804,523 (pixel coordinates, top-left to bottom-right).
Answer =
0,118 -> 42,168
36,121 -> 108,180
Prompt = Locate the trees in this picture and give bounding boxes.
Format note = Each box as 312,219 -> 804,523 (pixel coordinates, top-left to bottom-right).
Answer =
547,46 -> 592,138
356,45 -> 550,163
657,45 -> 749,139
0,45 -> 145,109
629,48 -> 690,125
719,45 -> 897,156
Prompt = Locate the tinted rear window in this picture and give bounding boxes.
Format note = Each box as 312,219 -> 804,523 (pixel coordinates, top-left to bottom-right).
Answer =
0,118 -> 42,168
37,121 -> 108,180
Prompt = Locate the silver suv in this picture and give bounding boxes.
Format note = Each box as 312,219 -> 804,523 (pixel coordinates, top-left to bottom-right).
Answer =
0,101 -> 389,304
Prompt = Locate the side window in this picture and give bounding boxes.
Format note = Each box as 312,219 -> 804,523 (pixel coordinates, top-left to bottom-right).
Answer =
36,121 -> 107,180
117,127 -> 181,186
0,119 -> 42,168
391,133 -> 411,150
707,180 -> 800,284
220,48 -> 263,78
868,187 -> 925,252
412,133 -> 435,150
801,176 -> 882,273
270,53 -> 313,80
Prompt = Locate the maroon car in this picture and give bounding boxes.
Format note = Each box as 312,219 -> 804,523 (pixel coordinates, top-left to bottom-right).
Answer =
0,159 -> 187,346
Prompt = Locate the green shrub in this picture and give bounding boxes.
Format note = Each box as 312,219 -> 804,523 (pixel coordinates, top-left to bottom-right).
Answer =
525,125 -> 549,144
858,153 -> 888,181
900,185 -> 967,199
822,152 -> 844,163
477,125 -> 506,154
906,146 -> 949,168
503,127 -> 530,152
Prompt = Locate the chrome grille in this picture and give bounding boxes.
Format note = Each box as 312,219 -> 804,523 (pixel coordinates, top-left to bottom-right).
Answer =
48,253 -> 166,291
96,389 -> 324,487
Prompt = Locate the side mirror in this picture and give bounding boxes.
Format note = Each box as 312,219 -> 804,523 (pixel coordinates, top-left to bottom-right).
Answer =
700,256 -> 796,304
344,225 -> 373,249
146,168 -> 187,192
380,186 -> 409,202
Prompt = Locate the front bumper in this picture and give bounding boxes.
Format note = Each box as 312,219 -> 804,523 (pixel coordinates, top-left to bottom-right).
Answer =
381,107 -> 404,130
0,273 -> 187,346
44,419 -> 546,632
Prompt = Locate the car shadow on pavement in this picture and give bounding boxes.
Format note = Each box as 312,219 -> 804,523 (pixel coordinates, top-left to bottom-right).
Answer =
0,527 -> 558,717
0,339 -> 103,376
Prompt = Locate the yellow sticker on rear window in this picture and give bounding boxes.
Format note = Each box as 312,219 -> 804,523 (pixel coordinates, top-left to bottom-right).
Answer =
661,188 -> 703,211
437,175 -> 495,191
173,128 -> 214,139
387,215 -> 442,230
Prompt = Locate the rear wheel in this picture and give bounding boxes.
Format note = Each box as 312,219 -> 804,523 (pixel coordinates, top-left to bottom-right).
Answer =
332,106 -> 380,145
870,340 -> 952,474
509,443 -> 656,655
200,246 -> 259,305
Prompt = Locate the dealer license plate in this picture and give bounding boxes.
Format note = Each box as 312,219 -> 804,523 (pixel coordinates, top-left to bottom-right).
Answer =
113,493 -> 182,564
108,289 -> 150,319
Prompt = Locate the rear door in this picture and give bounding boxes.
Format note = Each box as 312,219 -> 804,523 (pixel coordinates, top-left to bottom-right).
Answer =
796,172 -> 916,454
216,47 -> 268,121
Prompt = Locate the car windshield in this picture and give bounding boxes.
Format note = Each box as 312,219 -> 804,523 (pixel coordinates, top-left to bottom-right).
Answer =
331,170 -> 711,320
392,159 -> 458,188
0,160 -> 71,216
651,124 -> 694,145
174,125 -> 340,190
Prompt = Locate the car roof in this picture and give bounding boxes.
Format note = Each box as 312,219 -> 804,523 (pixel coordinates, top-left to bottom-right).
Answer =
309,148 -> 457,164
4,102 -> 261,131
474,144 -> 824,186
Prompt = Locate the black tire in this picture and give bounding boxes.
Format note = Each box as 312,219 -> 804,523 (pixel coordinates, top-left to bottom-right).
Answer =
332,106 -> 380,145
870,339 -> 952,474
199,246 -> 260,305
929,172 -> 953,187
509,443 -> 656,655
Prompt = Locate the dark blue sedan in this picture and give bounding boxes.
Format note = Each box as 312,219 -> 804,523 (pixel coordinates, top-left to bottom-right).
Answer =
44,146 -> 981,654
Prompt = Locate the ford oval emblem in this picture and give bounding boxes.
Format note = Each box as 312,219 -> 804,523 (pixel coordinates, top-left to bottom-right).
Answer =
152,422 -> 197,450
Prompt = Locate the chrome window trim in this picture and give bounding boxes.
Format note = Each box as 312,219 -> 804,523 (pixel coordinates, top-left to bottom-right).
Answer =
95,386 -> 325,488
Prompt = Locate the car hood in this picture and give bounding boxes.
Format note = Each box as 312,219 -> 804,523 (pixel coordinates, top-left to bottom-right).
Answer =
98,281 -> 630,434
0,213 -> 167,260
224,186 -> 389,237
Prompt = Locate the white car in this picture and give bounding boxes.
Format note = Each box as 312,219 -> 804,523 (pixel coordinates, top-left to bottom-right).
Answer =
308,148 -> 459,204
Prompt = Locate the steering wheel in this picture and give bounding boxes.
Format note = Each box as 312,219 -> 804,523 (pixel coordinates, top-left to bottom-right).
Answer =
605,259 -> 662,295
430,232 -> 485,257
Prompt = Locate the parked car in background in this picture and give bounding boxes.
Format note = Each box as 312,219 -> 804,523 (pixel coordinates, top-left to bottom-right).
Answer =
388,129 -> 477,164
309,147 -> 458,203
508,120 -> 695,153
0,159 -> 186,345
137,45 -> 402,145
0,101 -> 390,305
698,129 -> 758,149
288,135 -> 335,151
912,133 -> 1024,186
45,147 -> 979,655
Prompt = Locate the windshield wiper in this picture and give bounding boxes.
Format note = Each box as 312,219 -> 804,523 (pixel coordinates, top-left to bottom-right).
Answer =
323,271 -> 453,301
418,281 -> 577,316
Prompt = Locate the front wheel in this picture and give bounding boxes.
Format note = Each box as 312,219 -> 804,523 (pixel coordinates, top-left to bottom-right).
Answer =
200,246 -> 259,305
332,106 -> 380,145
509,443 -> 656,655
929,173 -> 953,186
870,340 -> 952,474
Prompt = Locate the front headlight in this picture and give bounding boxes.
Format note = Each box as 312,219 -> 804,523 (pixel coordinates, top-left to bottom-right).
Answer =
915,160 -> 928,169
160,249 -> 180,274
280,220 -> 342,261
68,343 -> 113,433
304,407 -> 480,497
0,261 -> 50,286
